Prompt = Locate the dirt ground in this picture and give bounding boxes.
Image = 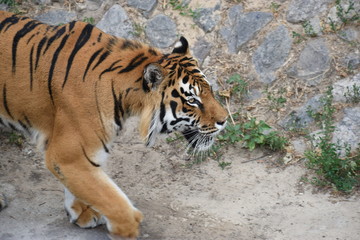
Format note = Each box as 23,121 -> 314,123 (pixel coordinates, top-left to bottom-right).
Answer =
1,0 -> 360,239
1,118 -> 359,240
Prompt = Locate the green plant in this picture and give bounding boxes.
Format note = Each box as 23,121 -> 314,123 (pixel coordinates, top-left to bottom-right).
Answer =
265,88 -> 287,111
131,23 -> 144,38
218,118 -> 288,151
305,86 -> 360,192
302,20 -> 317,37
227,73 -> 248,98
264,131 -> 289,151
8,131 -> 24,147
83,17 -> 95,25
0,0 -> 16,7
335,0 -> 359,25
292,31 -> 306,44
270,2 -> 281,13
168,0 -> 200,18
344,84 -> 360,104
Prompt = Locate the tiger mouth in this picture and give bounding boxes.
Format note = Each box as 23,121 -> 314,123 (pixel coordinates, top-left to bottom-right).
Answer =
182,128 -> 218,151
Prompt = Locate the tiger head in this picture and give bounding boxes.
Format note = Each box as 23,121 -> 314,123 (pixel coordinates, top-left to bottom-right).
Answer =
140,37 -> 228,152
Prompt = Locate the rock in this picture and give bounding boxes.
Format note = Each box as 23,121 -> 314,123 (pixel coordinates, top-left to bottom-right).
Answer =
145,14 -> 177,48
193,8 -> 220,33
96,4 -> 134,39
127,0 -> 157,17
291,139 -> 308,156
280,95 -> 323,130
333,107 -> 360,153
327,0 -> 360,25
252,25 -> 292,83
32,0 -> 52,5
287,39 -> 331,85
286,0 -> 332,23
346,56 -> 360,70
0,4 -> 8,11
220,5 -> 273,53
76,0 -> 102,12
307,16 -> 322,36
34,9 -> 77,25
338,28 -> 360,43
332,73 -> 360,102
192,38 -> 212,66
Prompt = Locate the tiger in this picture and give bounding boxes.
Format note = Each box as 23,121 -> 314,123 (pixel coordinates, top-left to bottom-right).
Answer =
0,10 -> 228,238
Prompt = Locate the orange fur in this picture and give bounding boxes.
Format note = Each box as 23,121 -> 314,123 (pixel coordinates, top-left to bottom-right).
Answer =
0,10 -> 227,237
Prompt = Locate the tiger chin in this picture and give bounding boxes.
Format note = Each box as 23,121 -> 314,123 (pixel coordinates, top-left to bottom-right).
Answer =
0,10 -> 228,238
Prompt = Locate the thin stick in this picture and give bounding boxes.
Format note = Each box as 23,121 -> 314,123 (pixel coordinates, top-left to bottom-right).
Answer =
241,154 -> 270,163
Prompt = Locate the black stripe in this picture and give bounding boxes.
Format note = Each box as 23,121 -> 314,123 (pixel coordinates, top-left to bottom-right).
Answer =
99,139 -> 109,153
170,100 -> 178,118
26,33 -> 36,44
92,50 -> 110,70
36,37 -> 48,70
97,33 -> 102,42
43,25 -> 66,54
94,81 -> 107,136
69,21 -> 76,31
2,84 -> 13,119
12,21 -> 42,73
125,87 -> 132,97
8,123 -> 17,131
63,24 -> 93,89
118,53 -> 148,74
29,45 -> 34,91
148,48 -> 158,56
159,92 -> 165,123
83,48 -> 103,81
0,117 -> 4,126
0,15 -> 19,33
111,81 -> 122,129
18,120 -> 31,135
24,115 -> 32,128
99,59 -> 122,80
81,146 -> 100,167
48,34 -> 70,103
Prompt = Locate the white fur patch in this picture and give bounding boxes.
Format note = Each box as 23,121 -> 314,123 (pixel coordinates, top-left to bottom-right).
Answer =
174,40 -> 183,49
64,188 -> 79,223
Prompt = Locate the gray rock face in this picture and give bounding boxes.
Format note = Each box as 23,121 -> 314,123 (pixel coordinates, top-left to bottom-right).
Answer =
192,38 -> 212,66
145,14 -> 177,48
327,0 -> 360,25
338,28 -> 360,42
220,5 -> 273,53
332,73 -> 360,102
96,4 -> 134,39
333,107 -> 360,153
286,0 -> 332,23
127,0 -> 157,17
0,4 -> 8,11
280,95 -> 323,130
34,9 -> 77,25
287,39 -> 331,85
193,8 -> 220,33
252,25 -> 292,83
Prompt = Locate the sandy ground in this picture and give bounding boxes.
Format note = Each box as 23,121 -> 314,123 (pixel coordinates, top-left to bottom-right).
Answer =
0,118 -> 359,240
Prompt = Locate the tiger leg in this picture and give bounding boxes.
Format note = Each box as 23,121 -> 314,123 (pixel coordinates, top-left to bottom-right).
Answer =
45,128 -> 142,238
64,188 -> 106,228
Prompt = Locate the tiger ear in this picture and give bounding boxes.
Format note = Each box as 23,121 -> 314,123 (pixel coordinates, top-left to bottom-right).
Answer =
143,63 -> 165,92
172,36 -> 189,55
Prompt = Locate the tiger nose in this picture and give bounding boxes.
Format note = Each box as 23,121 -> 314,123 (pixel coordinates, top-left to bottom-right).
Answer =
216,120 -> 226,126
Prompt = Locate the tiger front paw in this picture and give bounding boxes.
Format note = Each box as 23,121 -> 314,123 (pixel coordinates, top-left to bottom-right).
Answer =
107,208 -> 143,239
64,188 -> 105,228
